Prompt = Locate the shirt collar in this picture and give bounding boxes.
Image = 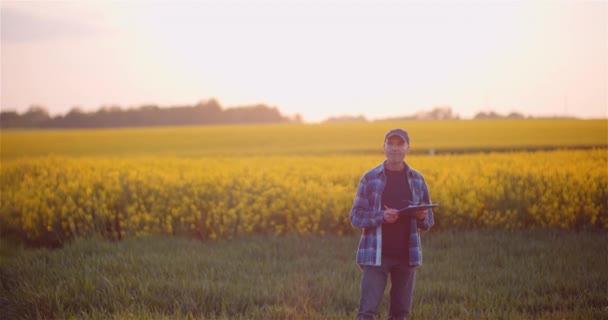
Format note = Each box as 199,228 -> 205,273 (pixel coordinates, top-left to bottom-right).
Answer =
377,160 -> 411,177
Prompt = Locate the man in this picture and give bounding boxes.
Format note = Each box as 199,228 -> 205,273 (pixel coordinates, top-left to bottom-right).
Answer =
350,128 -> 435,320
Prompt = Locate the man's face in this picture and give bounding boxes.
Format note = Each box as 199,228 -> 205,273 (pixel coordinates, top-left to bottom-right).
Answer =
384,136 -> 409,164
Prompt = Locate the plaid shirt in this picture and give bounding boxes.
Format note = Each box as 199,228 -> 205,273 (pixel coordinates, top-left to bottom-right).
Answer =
350,161 -> 434,267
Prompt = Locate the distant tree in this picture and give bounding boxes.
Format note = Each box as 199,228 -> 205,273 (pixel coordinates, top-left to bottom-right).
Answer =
375,106 -> 459,121
65,107 -> 84,117
0,105 -> 51,127
322,115 -> 368,123
63,107 -> 88,127
506,112 -> 525,119
193,100 -> 222,123
474,110 -> 527,119
23,105 -> 51,124
473,111 -> 502,119
0,111 -> 20,126
419,106 -> 458,120
291,113 -> 304,123
224,105 -> 286,123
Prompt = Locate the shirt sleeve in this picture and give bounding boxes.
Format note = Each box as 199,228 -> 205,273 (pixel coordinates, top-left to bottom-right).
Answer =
416,176 -> 435,231
350,176 -> 384,228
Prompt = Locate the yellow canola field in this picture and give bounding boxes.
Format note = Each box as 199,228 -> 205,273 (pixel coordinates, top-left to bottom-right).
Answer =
1,149 -> 606,246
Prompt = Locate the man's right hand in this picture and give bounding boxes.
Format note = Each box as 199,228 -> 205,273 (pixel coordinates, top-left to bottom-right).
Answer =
383,208 -> 399,223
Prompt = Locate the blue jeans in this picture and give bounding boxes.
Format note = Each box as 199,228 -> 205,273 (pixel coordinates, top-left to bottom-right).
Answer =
356,256 -> 417,320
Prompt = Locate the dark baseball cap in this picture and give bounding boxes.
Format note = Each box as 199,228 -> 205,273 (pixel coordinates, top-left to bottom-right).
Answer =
384,128 -> 410,144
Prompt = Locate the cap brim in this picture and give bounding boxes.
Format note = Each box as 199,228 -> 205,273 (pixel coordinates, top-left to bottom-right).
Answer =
386,134 -> 407,142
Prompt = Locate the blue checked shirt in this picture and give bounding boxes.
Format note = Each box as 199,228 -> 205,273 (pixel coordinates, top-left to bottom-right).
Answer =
350,161 -> 434,267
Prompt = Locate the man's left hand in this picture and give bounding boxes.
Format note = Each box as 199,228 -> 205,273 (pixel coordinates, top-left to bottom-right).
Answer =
413,209 -> 429,221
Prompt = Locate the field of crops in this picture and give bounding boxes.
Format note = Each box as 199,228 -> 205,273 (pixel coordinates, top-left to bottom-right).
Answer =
1,120 -> 606,246
2,119 -> 606,158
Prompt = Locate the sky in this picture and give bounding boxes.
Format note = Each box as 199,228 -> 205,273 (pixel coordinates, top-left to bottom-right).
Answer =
1,0 -> 606,122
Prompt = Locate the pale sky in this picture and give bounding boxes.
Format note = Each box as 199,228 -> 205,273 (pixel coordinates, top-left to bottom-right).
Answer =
1,0 -> 606,122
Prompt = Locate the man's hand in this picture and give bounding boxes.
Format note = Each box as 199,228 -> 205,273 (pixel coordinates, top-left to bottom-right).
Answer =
383,206 -> 399,224
413,209 -> 429,221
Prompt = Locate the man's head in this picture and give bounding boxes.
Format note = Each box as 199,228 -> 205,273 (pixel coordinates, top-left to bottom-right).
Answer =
383,128 -> 410,166
384,128 -> 409,145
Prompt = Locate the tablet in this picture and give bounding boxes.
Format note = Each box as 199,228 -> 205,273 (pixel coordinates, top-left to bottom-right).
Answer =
397,203 -> 439,214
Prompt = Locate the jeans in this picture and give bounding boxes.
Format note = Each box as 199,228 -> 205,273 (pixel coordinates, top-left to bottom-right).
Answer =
356,256 -> 416,320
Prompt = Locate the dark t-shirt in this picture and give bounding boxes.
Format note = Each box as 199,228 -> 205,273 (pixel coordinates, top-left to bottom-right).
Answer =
381,168 -> 412,259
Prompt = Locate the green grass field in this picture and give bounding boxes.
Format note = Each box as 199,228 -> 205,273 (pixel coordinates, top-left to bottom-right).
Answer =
1,119 -> 606,158
1,230 -> 606,319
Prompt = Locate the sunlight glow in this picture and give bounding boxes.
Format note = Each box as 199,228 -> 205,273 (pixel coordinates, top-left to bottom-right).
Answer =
1,0 -> 606,121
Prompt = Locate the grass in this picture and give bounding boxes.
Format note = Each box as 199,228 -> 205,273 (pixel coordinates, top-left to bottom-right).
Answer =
1,120 -> 606,159
1,230 -> 607,319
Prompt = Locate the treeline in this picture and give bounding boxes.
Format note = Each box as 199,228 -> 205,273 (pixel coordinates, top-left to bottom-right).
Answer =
377,107 -> 537,121
322,107 -> 460,123
0,99 -> 302,128
323,106 -> 575,123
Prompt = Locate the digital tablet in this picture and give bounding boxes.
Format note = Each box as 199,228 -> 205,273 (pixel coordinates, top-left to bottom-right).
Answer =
396,203 -> 439,214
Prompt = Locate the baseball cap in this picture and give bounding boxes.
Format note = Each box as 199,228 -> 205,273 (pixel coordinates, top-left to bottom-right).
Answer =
384,128 -> 410,144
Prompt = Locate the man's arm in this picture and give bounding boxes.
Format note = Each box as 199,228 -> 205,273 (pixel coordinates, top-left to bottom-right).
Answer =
416,177 -> 435,231
349,176 -> 384,228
